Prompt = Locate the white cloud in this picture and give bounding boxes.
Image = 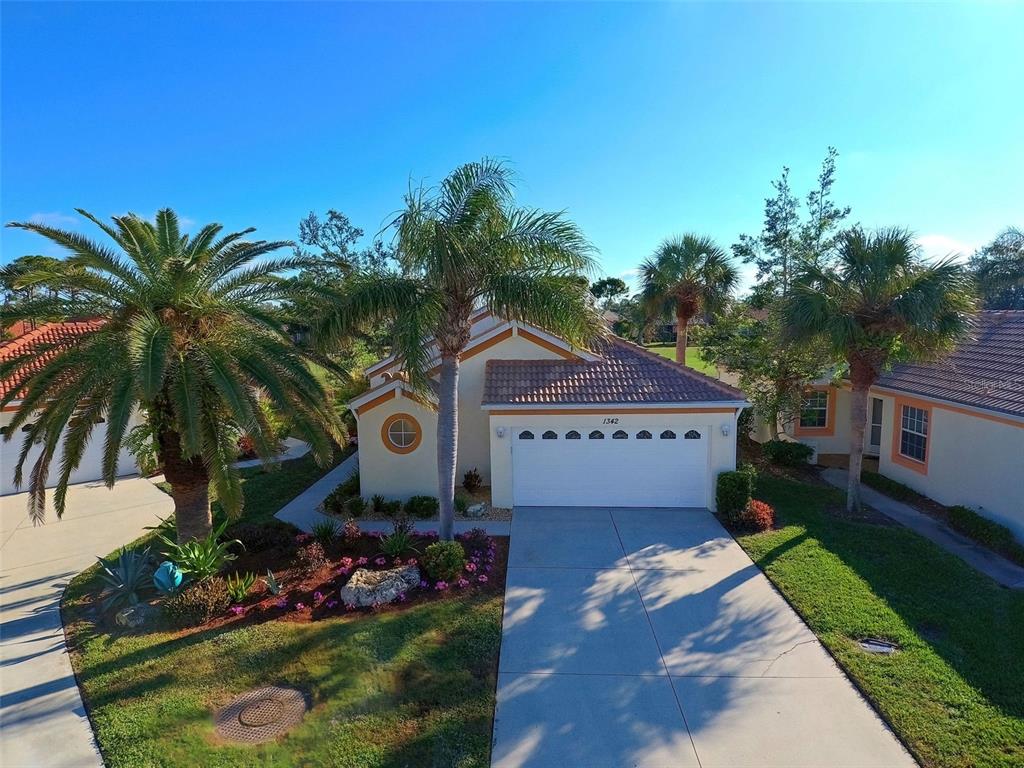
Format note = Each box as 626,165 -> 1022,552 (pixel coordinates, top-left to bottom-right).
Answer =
916,234 -> 978,262
27,211 -> 80,227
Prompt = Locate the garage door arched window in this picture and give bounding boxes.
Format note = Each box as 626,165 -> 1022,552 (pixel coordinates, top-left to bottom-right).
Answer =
612,430 -> 628,439
684,430 -> 701,440
542,430 -> 558,440
660,430 -> 676,439
381,413 -> 422,454
636,430 -> 652,439
566,430 -> 581,439
518,430 -> 534,440
589,430 -> 604,439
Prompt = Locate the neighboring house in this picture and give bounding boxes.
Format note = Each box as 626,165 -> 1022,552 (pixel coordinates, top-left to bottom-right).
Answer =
0,320 -> 139,496
349,311 -> 748,510
786,311 -> 1024,539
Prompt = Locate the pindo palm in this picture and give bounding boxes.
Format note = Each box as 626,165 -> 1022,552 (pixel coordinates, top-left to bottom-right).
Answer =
2,209 -> 345,541
782,227 -> 975,511
316,159 -> 606,540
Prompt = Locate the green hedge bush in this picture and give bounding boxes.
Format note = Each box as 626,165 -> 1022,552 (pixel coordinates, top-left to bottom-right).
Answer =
717,466 -> 756,524
421,541 -> 466,582
404,495 -> 439,519
763,439 -> 814,467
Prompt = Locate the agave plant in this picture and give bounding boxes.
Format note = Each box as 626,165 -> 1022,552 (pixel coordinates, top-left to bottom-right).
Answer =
225,571 -> 258,602
262,569 -> 284,596
96,546 -> 154,612
157,520 -> 242,582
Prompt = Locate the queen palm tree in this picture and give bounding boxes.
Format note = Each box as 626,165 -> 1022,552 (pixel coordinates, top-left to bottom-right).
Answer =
782,227 -> 975,511
639,234 -> 738,364
317,159 -> 604,540
2,209 -> 344,541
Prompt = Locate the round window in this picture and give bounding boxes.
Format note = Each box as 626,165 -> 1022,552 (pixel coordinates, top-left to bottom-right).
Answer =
382,413 -> 422,454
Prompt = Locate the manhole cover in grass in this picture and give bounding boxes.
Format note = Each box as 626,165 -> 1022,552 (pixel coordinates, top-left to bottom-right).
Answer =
858,638 -> 899,655
214,686 -> 308,743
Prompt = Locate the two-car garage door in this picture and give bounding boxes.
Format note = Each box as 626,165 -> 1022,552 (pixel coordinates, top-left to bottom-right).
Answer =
511,426 -> 708,507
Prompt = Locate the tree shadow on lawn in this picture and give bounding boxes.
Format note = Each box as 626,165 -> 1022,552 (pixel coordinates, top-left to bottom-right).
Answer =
749,477 -> 1024,754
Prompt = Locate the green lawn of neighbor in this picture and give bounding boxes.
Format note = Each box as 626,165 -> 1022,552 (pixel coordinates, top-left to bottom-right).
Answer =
736,475 -> 1024,768
64,447 -> 503,768
645,344 -> 717,375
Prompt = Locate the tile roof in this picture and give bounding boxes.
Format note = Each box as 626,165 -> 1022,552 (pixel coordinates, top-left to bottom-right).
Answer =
483,335 -> 745,406
875,311 -> 1024,418
0,320 -> 104,400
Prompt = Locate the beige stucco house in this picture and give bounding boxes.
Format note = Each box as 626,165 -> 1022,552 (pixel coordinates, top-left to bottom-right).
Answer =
349,311 -> 748,510
784,311 -> 1024,539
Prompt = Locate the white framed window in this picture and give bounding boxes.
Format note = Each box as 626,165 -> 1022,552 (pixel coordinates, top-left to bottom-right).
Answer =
899,405 -> 928,462
799,390 -> 829,428
387,418 -> 418,449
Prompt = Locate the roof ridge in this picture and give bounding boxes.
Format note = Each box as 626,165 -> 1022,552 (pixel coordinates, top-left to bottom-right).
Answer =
606,335 -> 744,400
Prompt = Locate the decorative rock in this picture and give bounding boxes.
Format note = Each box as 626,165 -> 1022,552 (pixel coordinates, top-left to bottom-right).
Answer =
339,565 -> 420,607
466,503 -> 487,519
115,603 -> 157,629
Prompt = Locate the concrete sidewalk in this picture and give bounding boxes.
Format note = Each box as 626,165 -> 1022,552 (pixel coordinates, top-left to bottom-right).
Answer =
823,468 -> 1024,589
1,477 -> 173,768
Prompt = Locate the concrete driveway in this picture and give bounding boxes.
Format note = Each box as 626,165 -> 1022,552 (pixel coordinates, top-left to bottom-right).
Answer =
0,478 -> 172,768
492,507 -> 916,768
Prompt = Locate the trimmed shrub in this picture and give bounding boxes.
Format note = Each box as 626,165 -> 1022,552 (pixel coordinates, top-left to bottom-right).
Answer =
370,494 -> 386,514
338,473 -> 360,498
163,577 -> 230,627
343,495 -> 367,518
462,468 -> 482,494
454,493 -> 469,515
860,471 -> 922,503
422,541 -> 466,582
948,506 -> 1016,550
717,468 -> 755,524
294,542 -> 328,575
404,495 -> 439,519
225,520 -> 298,553
382,499 -> 403,518
763,439 -> 814,467
459,527 -> 491,552
742,499 -> 775,532
322,487 -> 348,516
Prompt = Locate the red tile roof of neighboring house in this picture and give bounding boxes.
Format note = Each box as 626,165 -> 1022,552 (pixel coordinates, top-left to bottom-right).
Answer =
875,311 -> 1024,418
0,319 -> 104,401
483,335 -> 745,406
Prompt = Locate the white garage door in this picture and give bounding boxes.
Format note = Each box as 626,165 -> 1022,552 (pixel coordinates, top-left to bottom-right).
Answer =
512,426 -> 708,507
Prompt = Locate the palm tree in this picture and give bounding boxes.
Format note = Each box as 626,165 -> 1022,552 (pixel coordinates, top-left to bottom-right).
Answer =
317,159 -> 604,540
782,227 -> 975,511
639,234 -> 738,364
2,209 -> 344,541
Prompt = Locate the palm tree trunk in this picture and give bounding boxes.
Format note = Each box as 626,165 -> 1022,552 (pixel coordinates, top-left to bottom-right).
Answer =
846,359 -> 876,513
675,308 -> 690,364
436,352 -> 459,541
157,426 -> 212,542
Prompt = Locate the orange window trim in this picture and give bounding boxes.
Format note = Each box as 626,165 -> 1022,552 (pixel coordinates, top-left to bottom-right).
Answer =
890,394 -> 930,475
793,385 -> 836,437
872,386 -> 1024,430
381,412 -> 422,455
487,407 -> 737,415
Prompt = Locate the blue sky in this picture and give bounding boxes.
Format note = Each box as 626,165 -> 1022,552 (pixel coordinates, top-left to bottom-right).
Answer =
2,2 -> 1021,293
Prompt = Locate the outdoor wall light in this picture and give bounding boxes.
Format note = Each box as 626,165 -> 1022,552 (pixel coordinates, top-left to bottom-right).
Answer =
496,427 -> 506,438
720,423 -> 730,436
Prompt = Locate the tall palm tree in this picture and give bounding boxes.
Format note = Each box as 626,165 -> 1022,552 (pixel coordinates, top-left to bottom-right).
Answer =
782,227 -> 975,511
317,159 -> 604,540
639,234 -> 738,364
2,209 -> 344,541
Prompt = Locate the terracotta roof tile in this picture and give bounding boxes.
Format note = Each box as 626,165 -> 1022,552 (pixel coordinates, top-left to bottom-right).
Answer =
875,311 -> 1024,418
483,336 -> 744,406
0,320 -> 104,400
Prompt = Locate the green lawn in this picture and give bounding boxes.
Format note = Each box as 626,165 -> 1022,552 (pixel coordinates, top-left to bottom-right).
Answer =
736,476 -> 1024,768
645,344 -> 717,375
64,447 -> 503,767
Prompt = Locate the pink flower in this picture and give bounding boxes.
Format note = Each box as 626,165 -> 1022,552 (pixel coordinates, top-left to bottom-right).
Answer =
357,556 -> 369,566
326,600 -> 337,609
477,575 -> 488,583
374,557 -> 387,566
465,562 -> 477,572
314,591 -> 324,604
275,598 -> 288,608
393,557 -> 402,566
230,605 -> 245,616
340,557 -> 353,568
419,580 -> 429,588
456,578 -> 470,589
406,558 -> 418,566
434,580 -> 448,591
